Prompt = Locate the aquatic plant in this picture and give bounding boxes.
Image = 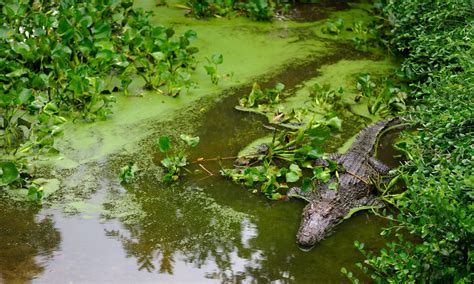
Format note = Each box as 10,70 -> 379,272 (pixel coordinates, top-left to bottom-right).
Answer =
221,117 -> 342,199
322,18 -> 344,35
239,82 -> 285,108
158,134 -> 200,182
0,0 -> 201,196
355,74 -> 407,116
119,161 -> 139,184
309,83 -> 345,111
187,0 -> 287,21
204,53 -> 224,85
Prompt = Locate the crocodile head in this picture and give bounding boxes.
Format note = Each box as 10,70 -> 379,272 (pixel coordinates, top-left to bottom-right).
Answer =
296,201 -> 334,247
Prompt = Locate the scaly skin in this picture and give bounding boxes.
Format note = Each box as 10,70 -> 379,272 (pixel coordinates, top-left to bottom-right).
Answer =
296,118 -> 401,247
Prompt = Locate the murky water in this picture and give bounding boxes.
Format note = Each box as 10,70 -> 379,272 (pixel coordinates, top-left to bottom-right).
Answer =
0,2 -> 403,283
0,76 -> 400,283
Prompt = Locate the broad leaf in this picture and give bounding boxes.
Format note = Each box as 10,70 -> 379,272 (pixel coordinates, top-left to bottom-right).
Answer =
158,136 -> 170,153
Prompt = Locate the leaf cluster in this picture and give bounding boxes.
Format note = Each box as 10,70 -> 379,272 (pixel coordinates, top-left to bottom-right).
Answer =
221,117 -> 343,199
0,0 -> 200,196
355,74 -> 407,116
347,0 -> 474,282
158,134 -> 200,182
239,82 -> 285,108
187,0 -> 289,21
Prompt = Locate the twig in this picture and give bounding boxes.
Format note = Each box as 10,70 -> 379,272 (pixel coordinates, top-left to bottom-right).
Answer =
190,154 -> 259,164
199,163 -> 214,176
346,170 -> 369,184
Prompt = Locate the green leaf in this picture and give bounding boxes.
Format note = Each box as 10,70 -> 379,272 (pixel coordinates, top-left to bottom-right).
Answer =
17,88 -> 32,104
313,167 -> 331,183
301,177 -> 313,192
92,23 -> 111,39
158,136 -> 170,153
308,147 -> 323,158
211,53 -> 223,65
286,163 -> 302,183
27,185 -> 44,201
151,52 -> 165,62
328,182 -> 338,190
204,65 -> 216,75
286,171 -> 300,183
274,82 -> 285,92
271,192 -> 282,200
179,134 -> 200,147
326,116 -> 342,131
0,162 -> 20,186
309,126 -> 330,145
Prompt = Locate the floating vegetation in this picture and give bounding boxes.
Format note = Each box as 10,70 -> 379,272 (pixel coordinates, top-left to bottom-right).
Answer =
158,134 -> 200,182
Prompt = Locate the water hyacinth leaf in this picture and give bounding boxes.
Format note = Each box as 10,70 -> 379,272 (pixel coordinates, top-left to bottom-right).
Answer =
313,167 -> 331,183
211,53 -> 223,65
308,126 -> 330,145
151,52 -> 165,62
271,192 -> 283,200
274,82 -> 285,92
326,116 -> 342,131
326,159 -> 338,172
27,185 -> 44,201
0,162 -> 19,186
286,163 -> 302,183
184,30 -> 197,41
158,136 -> 170,152
308,147 -> 323,158
301,177 -> 313,192
180,134 -> 200,147
286,171 -> 299,183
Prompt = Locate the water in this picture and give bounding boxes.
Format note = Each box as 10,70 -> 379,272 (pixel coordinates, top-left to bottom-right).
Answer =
0,2 -> 403,283
0,66 -> 400,283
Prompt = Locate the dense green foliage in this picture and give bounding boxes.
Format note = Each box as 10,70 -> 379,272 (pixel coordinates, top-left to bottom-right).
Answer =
0,0 -> 199,195
187,0 -> 289,21
344,0 -> 473,282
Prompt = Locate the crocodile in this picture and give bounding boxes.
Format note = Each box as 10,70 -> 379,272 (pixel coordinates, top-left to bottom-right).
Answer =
291,117 -> 402,247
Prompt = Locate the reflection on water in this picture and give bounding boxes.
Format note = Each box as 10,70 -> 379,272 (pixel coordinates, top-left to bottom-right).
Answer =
0,202 -> 60,282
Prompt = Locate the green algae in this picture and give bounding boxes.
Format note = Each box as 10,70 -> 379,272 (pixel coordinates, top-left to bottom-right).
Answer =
39,0 -> 397,215
49,3 -> 334,170
63,201 -> 103,215
102,191 -> 147,225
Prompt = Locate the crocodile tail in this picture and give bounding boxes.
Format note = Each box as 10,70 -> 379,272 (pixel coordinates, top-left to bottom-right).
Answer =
347,117 -> 402,156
